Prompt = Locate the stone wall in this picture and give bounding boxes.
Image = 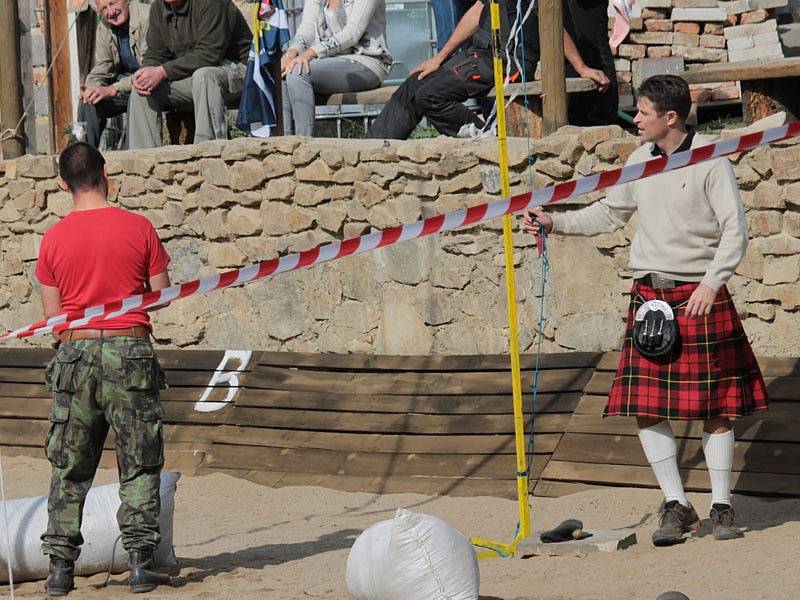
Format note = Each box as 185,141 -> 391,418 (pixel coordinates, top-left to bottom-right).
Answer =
1,126 -> 799,355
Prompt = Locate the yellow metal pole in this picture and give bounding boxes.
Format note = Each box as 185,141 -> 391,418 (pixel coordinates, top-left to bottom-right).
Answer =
489,0 -> 531,540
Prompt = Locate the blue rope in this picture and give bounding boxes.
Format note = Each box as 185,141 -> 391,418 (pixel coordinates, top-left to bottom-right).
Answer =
524,224 -> 549,524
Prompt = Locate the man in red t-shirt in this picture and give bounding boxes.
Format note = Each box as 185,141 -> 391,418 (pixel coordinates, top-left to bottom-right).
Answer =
36,142 -> 172,596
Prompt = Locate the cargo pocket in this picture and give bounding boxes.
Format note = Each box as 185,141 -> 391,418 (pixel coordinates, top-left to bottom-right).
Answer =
45,393 -> 71,468
51,345 -> 83,393
122,344 -> 158,393
133,400 -> 165,470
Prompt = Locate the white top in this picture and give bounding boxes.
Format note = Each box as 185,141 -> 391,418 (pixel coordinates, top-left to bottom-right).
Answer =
289,0 -> 392,79
551,132 -> 748,291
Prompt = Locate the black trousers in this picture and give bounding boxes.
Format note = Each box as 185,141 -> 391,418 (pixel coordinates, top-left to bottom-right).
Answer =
366,48 -> 495,140
76,93 -> 130,149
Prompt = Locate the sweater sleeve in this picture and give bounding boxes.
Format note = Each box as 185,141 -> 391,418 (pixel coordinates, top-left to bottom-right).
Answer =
551,181 -> 637,236
310,0 -> 379,58
289,0 -> 321,52
84,24 -> 116,88
700,159 -> 748,291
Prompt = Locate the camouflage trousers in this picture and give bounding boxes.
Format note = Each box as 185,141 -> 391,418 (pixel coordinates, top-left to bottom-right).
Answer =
40,336 -> 168,562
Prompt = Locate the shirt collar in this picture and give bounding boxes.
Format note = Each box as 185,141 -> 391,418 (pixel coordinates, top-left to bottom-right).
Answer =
166,0 -> 190,18
650,127 -> 695,157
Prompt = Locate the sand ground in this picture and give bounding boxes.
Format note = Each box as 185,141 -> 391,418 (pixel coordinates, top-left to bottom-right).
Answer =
1,456 -> 798,600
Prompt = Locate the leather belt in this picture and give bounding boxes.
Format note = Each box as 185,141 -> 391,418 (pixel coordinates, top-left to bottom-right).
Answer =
58,326 -> 150,342
636,273 -> 693,289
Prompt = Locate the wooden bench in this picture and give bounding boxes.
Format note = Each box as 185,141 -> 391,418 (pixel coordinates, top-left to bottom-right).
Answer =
679,57 -> 800,124
319,76 -> 597,139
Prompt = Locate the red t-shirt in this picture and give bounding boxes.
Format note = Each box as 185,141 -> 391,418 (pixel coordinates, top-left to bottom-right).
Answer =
35,206 -> 171,331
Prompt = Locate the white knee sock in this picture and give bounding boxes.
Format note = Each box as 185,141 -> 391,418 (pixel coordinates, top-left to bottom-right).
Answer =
702,429 -> 734,506
638,421 -> 688,506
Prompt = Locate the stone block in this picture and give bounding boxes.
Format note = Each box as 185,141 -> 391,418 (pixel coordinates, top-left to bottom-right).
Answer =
630,31 -> 673,44
15,155 -> 56,179
751,0 -> 788,7
404,180 -> 439,198
207,244 -> 247,268
752,30 -> 780,45
727,35 -> 755,49
720,0 -> 756,13
647,45 -> 673,57
641,0 -> 672,6
578,125 -> 625,151
228,205 -> 262,236
785,212 -> 800,236
296,158 -> 334,182
673,31 -> 701,45
723,18 -> 777,39
675,0 -> 719,5
729,43 -> 782,60
762,256 -> 800,284
705,22 -> 725,33
685,46 -> 727,61
712,86 -> 740,100
641,7 -> 668,17
748,210 -> 783,236
675,21 -> 702,33
261,202 -> 315,235
163,201 -> 185,226
517,528 -> 637,557
536,158 -> 573,179
645,19 -> 674,31
632,56 -> 685,89
230,160 -> 268,191
700,33 -> 727,46
614,58 -> 632,71
755,233 -> 800,255
741,7 -> 770,22
671,7 -> 728,19
199,158 -> 230,186
618,44 -> 647,59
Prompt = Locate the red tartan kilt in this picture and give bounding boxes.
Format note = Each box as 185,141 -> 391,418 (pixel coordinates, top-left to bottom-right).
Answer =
606,280 -> 768,421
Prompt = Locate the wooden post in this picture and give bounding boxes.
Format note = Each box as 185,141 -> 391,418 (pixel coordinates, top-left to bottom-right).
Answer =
0,0 -> 26,158
46,0 -> 74,151
537,0 -> 567,135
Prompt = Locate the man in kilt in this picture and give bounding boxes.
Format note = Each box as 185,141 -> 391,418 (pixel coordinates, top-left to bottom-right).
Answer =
524,74 -> 768,546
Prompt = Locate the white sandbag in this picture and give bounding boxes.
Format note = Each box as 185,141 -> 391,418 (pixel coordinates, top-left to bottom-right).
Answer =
345,519 -> 392,600
0,471 -> 180,584
346,508 -> 479,600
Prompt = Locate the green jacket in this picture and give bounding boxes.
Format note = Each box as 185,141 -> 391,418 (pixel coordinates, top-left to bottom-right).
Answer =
143,0 -> 251,81
84,1 -> 149,94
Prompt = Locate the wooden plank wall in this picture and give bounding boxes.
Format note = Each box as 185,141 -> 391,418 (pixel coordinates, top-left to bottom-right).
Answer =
0,348 -> 600,499
536,352 -> 800,498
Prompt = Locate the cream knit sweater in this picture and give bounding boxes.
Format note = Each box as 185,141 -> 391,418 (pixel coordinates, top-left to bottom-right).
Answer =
551,132 -> 748,291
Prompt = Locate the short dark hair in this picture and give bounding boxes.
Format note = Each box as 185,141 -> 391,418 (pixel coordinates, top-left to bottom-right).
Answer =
58,142 -> 106,192
637,75 -> 691,122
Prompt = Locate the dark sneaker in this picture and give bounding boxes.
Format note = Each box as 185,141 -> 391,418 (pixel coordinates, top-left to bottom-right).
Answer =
652,500 -> 701,547
710,503 -> 744,541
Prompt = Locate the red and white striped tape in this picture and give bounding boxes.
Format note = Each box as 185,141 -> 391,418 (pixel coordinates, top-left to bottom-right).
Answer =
5,122 -> 800,340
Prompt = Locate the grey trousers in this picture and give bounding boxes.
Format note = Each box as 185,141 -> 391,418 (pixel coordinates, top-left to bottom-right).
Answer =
282,56 -> 383,136
128,61 -> 247,149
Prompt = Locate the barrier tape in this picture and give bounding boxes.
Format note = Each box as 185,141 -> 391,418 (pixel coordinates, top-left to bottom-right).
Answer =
4,121 -> 800,341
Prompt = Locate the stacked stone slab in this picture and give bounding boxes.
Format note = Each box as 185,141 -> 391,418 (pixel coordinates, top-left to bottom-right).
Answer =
609,0 -> 788,106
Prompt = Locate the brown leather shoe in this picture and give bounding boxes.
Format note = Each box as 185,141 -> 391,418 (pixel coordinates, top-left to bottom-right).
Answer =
710,503 -> 744,541
652,500 -> 701,546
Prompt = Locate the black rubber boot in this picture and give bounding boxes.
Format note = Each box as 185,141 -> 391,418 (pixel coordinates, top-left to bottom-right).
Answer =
45,557 -> 74,597
128,551 -> 170,594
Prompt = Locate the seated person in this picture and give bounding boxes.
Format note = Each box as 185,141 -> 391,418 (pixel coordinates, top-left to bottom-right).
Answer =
78,0 -> 149,149
563,0 -> 618,126
365,0 -> 610,140
128,0 -> 252,148
431,0 -> 473,53
281,0 -> 392,137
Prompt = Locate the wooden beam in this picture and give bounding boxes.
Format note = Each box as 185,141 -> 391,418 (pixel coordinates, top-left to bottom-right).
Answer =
0,0 -> 26,158
46,0 -> 73,152
537,0 -> 567,134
